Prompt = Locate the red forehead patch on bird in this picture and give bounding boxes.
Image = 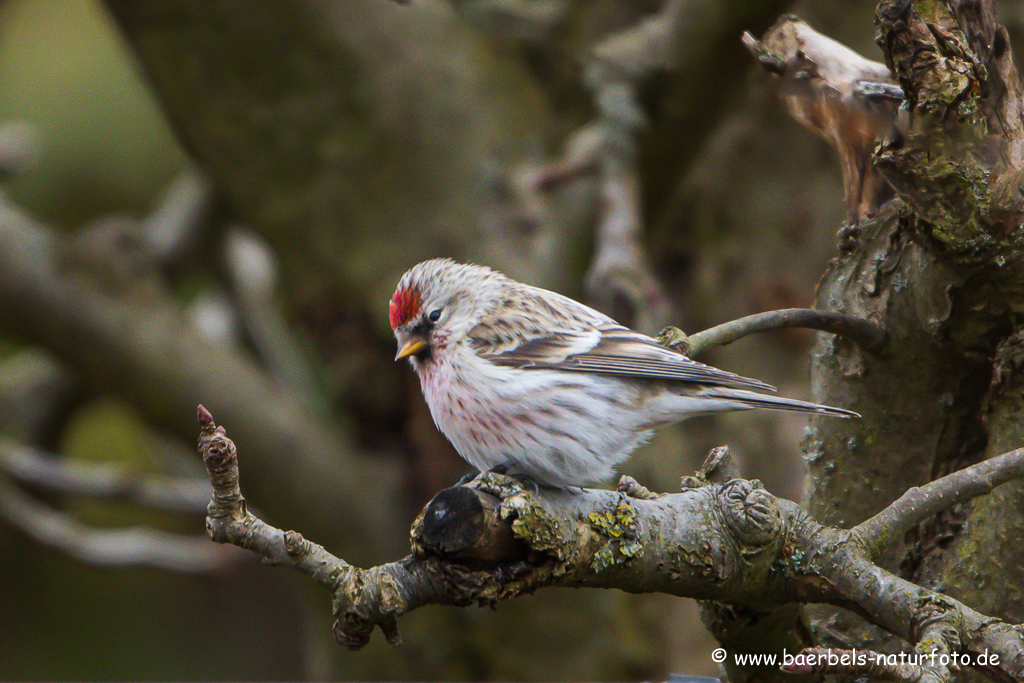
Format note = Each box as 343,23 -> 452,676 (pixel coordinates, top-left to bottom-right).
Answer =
389,285 -> 422,329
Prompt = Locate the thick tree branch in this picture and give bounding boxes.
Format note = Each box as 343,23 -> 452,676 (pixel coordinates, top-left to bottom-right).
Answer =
754,6 -> 1024,660
196,407 -> 1024,680
873,0 -> 1024,266
806,547 -> 1024,682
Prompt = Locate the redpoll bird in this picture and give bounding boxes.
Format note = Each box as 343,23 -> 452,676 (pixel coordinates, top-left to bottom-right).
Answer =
390,259 -> 857,487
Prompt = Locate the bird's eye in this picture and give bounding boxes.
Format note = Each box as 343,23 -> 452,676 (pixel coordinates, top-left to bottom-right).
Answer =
428,308 -> 442,323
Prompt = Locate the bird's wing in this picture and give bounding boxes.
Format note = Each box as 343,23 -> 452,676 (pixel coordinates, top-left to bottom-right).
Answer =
468,287 -> 775,392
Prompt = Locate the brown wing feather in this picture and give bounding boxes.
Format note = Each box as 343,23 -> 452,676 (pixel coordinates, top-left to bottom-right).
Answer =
492,326 -> 775,392
468,287 -> 775,392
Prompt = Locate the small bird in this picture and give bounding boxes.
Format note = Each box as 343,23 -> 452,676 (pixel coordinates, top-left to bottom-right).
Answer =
390,259 -> 857,487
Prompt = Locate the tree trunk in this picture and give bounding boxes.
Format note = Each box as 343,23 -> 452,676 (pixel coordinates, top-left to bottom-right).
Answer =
790,0 -> 1024,661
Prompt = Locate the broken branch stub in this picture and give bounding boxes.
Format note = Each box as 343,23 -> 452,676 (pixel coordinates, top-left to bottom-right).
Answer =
744,16 -> 901,225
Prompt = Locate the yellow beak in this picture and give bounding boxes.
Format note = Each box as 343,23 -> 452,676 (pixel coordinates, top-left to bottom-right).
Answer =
395,337 -> 428,361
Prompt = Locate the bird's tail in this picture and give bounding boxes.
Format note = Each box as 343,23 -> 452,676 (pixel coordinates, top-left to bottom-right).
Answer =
704,388 -> 860,418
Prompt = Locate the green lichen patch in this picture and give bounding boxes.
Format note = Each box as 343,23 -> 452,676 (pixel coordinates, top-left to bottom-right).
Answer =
587,497 -> 642,572
502,492 -> 568,559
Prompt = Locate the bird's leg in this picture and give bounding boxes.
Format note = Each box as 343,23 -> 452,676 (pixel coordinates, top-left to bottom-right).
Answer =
456,462 -> 578,495
488,462 -> 553,495
454,469 -> 483,486
497,468 -> 542,496
452,462 -> 516,487
505,472 -> 586,496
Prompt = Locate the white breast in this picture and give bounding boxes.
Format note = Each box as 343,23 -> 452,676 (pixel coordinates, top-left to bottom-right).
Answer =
417,344 -> 653,486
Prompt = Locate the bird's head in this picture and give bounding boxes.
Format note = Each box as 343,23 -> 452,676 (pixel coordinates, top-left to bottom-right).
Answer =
389,258 -> 502,366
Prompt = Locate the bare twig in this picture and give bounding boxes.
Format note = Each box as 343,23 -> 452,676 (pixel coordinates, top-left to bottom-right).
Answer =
616,474 -> 663,500
197,405 -> 415,648
675,308 -> 888,357
140,168 -> 214,266
225,228 -> 324,412
526,123 -> 604,191
0,441 -> 209,514
0,476 -> 229,572
853,447 -> 1024,559
197,405 -> 348,587
140,169 -> 214,266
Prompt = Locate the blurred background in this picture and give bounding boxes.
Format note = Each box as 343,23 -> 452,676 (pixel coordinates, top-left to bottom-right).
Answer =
0,0 -> 1017,680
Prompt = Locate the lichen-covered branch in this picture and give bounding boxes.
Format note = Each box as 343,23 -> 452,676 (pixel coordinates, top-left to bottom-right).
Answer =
196,407 -> 1024,680
873,0 -> 1024,265
802,546 -> 1024,682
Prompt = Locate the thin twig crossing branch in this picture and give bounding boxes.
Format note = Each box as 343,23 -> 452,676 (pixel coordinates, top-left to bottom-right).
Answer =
852,447 -> 1024,559
676,308 -> 887,357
